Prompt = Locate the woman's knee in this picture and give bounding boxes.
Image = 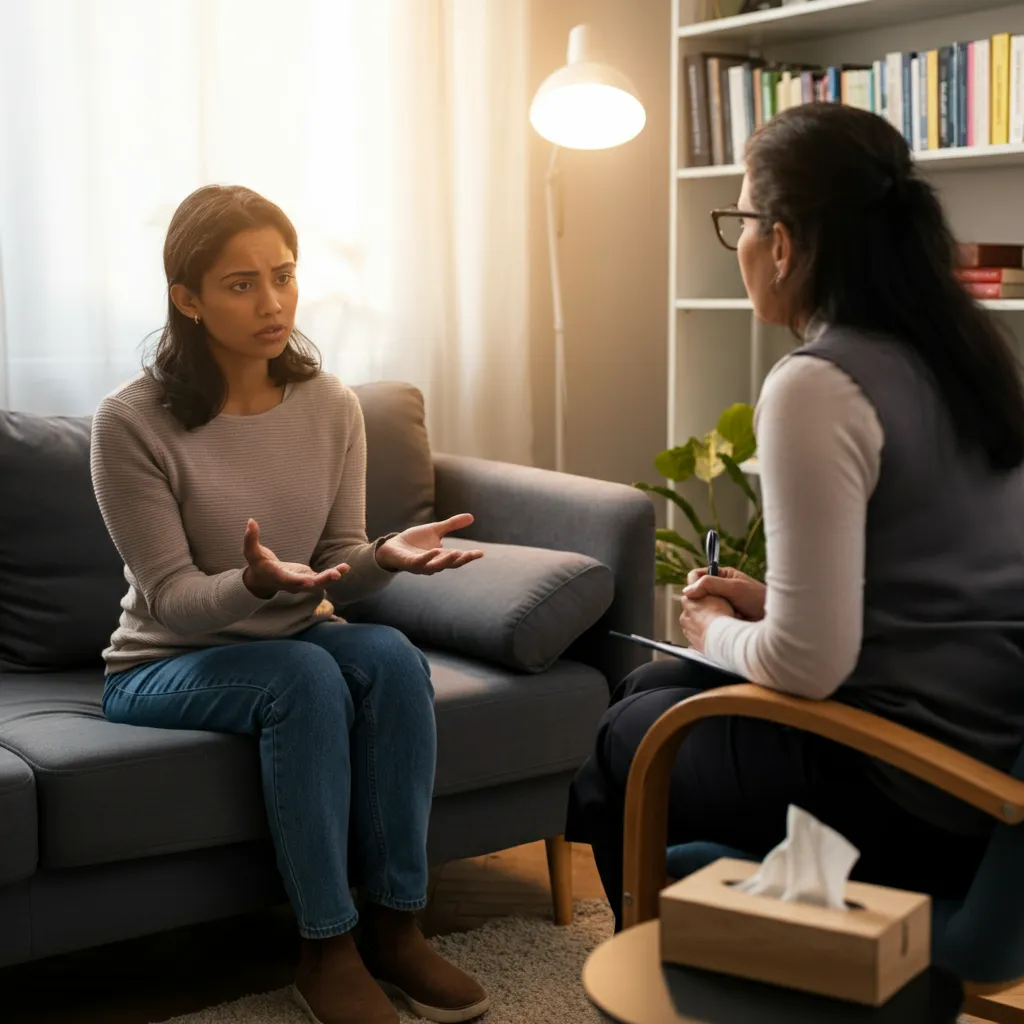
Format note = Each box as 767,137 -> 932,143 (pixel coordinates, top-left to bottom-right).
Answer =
273,642 -> 351,713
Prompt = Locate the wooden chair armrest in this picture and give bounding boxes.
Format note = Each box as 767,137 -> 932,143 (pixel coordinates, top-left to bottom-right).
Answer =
621,683 -> 1024,929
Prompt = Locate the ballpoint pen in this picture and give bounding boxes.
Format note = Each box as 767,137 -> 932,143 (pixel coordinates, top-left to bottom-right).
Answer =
705,528 -> 720,577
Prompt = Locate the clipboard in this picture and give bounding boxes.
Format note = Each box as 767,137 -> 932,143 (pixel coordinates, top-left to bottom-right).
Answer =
609,630 -> 745,679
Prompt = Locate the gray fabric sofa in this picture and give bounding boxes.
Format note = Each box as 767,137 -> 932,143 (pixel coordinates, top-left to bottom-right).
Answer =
0,381 -> 654,967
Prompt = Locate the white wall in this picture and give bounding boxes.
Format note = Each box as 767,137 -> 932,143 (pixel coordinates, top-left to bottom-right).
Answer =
529,0 -> 671,486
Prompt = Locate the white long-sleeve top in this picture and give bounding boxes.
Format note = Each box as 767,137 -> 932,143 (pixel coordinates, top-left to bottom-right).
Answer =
704,353 -> 884,699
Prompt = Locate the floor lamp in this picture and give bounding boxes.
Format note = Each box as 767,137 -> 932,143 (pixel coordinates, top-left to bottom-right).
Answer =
529,24 -> 646,473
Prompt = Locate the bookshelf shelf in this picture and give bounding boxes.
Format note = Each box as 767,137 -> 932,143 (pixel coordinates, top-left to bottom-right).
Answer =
673,297 -> 1024,312
678,144 -> 1024,180
675,298 -> 753,310
677,0 -> 1022,45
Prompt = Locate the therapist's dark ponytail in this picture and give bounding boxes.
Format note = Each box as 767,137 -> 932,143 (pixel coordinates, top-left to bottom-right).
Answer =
746,103 -> 1024,472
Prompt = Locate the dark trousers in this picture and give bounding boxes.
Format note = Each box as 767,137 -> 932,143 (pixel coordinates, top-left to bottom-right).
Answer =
566,658 -> 989,931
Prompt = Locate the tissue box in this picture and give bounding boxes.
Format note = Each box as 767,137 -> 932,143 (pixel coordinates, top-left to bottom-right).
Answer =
660,858 -> 931,1006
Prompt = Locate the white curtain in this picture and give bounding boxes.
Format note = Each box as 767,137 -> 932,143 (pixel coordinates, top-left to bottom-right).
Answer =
0,0 -> 532,464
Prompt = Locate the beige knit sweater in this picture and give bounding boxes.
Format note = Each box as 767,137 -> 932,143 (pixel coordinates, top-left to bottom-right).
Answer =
90,372 -> 394,672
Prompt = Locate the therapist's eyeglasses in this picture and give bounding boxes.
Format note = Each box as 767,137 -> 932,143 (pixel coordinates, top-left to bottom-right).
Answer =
711,207 -> 767,251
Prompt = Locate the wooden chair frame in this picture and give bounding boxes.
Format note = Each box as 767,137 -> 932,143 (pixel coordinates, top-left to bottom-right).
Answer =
621,683 -> 1024,1017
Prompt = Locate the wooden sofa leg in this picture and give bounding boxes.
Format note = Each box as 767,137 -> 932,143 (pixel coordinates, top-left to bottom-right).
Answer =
545,835 -> 573,926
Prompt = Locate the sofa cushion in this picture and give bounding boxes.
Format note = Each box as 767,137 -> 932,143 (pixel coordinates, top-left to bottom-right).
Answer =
346,540 -> 615,673
0,413 -> 126,672
0,653 -> 608,869
353,381 -> 435,539
0,746 -> 37,884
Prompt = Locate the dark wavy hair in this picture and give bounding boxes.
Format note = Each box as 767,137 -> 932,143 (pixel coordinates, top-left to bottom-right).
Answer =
746,103 -> 1024,472
146,184 -> 320,429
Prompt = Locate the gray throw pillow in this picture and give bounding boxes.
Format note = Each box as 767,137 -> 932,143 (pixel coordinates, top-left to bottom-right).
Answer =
0,412 -> 126,671
353,381 -> 435,538
344,539 -> 615,673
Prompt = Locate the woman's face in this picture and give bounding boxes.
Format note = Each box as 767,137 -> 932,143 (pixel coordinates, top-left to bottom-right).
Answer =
172,226 -> 298,363
735,172 -> 794,327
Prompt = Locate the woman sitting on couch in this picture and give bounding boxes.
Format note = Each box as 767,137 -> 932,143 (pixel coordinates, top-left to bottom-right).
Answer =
91,184 -> 489,1024
568,103 -> 1024,930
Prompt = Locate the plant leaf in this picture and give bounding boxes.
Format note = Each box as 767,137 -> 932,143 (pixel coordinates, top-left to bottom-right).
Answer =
692,431 -> 733,483
656,529 -> 701,555
634,483 -> 706,536
655,560 -> 690,587
654,442 -> 696,482
719,453 -> 760,506
716,403 -> 756,464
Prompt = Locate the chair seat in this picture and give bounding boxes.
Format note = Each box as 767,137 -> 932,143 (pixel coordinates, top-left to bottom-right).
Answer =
666,842 -> 964,967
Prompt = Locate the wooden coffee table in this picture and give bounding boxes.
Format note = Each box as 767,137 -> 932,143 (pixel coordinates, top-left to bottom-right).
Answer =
583,920 -> 964,1023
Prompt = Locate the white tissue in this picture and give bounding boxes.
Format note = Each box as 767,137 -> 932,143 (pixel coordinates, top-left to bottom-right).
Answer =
735,805 -> 860,911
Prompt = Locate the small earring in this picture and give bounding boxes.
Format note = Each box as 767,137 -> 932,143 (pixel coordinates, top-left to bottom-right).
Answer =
771,269 -> 785,290
193,314 -> 201,325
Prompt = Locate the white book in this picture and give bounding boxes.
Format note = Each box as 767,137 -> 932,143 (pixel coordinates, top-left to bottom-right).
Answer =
857,69 -> 873,112
974,39 -> 991,148
886,52 -> 904,132
777,70 -> 791,113
1011,36 -> 1024,145
728,64 -> 749,163
911,56 -> 922,150
790,72 -> 803,109
873,59 -> 885,118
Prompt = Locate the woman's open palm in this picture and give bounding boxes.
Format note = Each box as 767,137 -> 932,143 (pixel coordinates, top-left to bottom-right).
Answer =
242,519 -> 349,599
376,513 -> 484,575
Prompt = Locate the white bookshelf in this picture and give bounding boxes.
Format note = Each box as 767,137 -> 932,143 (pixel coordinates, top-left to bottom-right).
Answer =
666,0 -> 1024,639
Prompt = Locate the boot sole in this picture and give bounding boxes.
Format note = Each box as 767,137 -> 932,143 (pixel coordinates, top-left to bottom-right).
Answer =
377,980 -> 491,1022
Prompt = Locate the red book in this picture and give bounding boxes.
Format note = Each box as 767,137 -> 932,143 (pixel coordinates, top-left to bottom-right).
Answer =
956,267 -> 1024,283
957,243 -> 1024,268
963,281 -> 1024,299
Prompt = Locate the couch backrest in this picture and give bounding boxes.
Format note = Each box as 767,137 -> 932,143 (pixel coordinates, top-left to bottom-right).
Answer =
0,380 -> 435,672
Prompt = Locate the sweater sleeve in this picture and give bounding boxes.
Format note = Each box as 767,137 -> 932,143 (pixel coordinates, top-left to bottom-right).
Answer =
312,392 -> 396,606
704,355 -> 884,699
90,397 -> 269,634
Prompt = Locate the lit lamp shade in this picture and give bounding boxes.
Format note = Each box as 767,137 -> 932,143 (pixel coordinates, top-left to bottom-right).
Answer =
529,24 -> 646,150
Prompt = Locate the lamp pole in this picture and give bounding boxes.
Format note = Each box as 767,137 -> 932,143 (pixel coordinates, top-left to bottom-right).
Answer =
545,145 -> 567,473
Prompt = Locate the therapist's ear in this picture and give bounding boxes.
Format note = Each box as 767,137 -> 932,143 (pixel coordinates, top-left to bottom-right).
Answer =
771,221 -> 794,285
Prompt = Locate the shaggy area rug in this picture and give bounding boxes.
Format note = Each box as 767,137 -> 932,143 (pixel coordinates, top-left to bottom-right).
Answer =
160,899 -> 987,1024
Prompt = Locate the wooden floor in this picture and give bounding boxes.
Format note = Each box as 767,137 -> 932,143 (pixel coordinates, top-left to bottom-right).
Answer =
0,841 -> 606,1024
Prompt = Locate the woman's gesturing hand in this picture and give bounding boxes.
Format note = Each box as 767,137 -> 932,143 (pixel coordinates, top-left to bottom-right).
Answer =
242,518 -> 349,599
375,513 -> 484,575
683,565 -> 767,622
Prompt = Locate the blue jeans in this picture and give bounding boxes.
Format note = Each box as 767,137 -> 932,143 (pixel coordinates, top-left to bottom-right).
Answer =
102,622 -> 436,938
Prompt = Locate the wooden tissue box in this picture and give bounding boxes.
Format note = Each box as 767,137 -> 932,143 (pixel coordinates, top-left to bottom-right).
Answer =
660,858 -> 931,1006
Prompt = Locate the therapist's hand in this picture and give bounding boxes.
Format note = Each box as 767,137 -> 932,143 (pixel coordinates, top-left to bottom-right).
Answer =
684,566 -> 767,622
678,592 -> 735,653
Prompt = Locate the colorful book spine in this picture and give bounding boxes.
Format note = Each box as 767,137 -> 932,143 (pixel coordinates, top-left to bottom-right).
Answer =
992,33 -> 1011,145
917,54 -> 925,151
974,39 -> 991,148
1011,35 -> 1024,145
927,50 -> 940,150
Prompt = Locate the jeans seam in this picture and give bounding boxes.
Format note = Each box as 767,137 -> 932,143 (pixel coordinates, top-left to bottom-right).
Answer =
359,684 -> 390,899
300,911 -> 360,939
267,702 -> 308,926
362,893 -> 427,912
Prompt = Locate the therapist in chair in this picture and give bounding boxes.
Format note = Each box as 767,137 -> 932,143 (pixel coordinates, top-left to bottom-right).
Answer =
567,102 -> 1024,931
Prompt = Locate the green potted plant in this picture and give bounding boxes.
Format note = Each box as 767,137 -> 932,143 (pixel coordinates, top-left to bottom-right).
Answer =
635,403 -> 765,586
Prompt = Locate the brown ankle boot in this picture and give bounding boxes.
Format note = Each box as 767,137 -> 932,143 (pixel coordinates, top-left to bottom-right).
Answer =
292,931 -> 398,1024
359,905 -> 490,1023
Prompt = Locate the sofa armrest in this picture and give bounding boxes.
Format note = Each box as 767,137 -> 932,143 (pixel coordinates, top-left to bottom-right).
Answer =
433,453 -> 656,685
621,683 -> 1024,929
